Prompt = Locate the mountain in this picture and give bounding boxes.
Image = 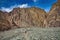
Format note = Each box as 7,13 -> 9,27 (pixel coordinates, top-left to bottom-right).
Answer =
0,7 -> 47,31
0,11 -> 12,31
47,0 -> 60,27
0,0 -> 60,31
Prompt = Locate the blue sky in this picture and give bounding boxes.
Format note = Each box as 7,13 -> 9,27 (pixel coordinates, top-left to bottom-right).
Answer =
0,0 -> 57,12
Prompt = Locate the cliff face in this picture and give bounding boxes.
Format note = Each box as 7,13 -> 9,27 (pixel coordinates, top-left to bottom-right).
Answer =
47,1 -> 60,27
0,7 -> 47,31
11,7 -> 47,27
0,11 -> 12,31
0,0 -> 60,31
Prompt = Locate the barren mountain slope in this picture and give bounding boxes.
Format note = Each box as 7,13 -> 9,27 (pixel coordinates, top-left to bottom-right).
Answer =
47,0 -> 60,27
0,0 -> 60,31
0,7 -> 47,31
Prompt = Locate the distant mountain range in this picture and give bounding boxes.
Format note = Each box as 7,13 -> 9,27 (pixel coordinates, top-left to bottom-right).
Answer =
0,0 -> 60,31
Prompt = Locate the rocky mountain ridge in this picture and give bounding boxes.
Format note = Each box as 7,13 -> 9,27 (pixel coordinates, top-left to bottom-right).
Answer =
0,0 -> 60,31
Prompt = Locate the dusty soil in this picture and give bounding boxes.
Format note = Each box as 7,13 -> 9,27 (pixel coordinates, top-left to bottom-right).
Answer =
0,27 -> 60,40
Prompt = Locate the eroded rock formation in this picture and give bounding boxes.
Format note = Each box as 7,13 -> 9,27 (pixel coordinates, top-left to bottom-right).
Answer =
47,0 -> 60,27
0,0 -> 60,31
0,7 -> 47,31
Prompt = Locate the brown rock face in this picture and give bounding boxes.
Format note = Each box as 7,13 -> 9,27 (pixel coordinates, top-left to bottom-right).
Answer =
0,7 -> 47,31
0,0 -> 60,31
10,7 -> 47,27
0,11 -> 12,31
47,1 -> 60,27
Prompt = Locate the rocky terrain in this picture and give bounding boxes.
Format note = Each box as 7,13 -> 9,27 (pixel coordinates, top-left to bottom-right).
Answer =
0,0 -> 60,31
0,27 -> 60,40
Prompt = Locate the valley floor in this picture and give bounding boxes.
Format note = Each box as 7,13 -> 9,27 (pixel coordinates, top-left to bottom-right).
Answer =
0,27 -> 60,40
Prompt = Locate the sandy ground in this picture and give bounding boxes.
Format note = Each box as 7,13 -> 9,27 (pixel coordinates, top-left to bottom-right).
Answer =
0,27 -> 60,40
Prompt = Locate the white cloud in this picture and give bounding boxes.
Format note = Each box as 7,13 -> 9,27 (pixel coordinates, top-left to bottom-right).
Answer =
18,4 -> 30,8
0,7 -> 13,12
33,0 -> 37,2
0,4 -> 30,12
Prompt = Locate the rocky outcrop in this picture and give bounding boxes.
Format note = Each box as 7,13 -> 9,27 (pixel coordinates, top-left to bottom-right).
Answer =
0,0 -> 60,31
0,7 -> 47,31
11,7 -> 47,27
0,11 -> 11,31
47,1 -> 60,27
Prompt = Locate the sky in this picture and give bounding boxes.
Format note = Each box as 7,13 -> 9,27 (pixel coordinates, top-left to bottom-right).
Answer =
0,0 -> 57,12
